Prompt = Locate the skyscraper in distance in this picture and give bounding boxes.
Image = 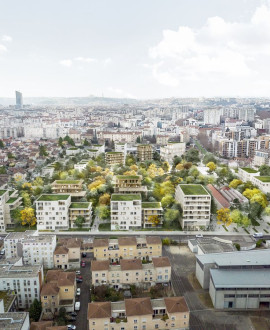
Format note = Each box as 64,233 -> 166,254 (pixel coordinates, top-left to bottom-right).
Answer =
15,90 -> 23,109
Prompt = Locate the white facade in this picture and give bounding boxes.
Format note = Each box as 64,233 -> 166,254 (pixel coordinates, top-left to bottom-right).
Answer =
160,142 -> 186,164
115,143 -> 127,158
0,190 -> 9,231
251,176 -> 270,194
203,109 -> 221,125
238,168 -> 259,182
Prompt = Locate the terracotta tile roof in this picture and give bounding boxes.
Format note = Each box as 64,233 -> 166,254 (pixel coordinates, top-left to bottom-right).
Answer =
207,184 -> 230,209
47,327 -> 67,330
57,272 -> 76,287
54,246 -> 69,255
66,238 -> 81,248
152,257 -> 171,268
93,238 -> 109,248
46,270 -> 62,283
120,259 -> 142,271
164,296 -> 189,313
125,298 -> 153,316
30,321 -> 53,330
41,283 -> 59,296
87,302 -> 111,319
118,237 -> 137,246
146,236 -> 162,245
91,260 -> 110,271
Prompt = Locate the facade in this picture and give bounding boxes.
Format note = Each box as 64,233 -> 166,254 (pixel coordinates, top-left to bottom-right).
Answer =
137,144 -> 153,161
203,108 -> 221,125
105,152 -> 124,166
115,143 -> 127,158
35,194 -> 71,231
251,176 -> 270,194
91,257 -> 171,289
52,180 -> 86,197
175,184 -> 211,230
0,190 -> 22,231
41,270 -> 76,314
69,202 -> 92,228
74,159 -> 90,171
253,149 -> 270,167
54,238 -> 81,270
15,90 -> 23,109
111,194 -> 142,230
4,231 -> 57,269
160,142 -> 186,164
142,202 -> 163,228
114,175 -> 147,194
87,296 -> 189,330
238,167 -> 259,182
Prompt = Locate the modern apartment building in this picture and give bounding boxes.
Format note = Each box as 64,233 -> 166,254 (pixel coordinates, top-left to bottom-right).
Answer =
35,194 -> 71,231
111,194 -> 142,230
115,143 -> 127,158
203,108 -> 221,125
114,175 -> 147,194
91,257 -> 171,289
54,238 -> 81,270
251,176 -> 270,194
93,236 -> 162,262
160,142 -> 186,164
253,149 -> 270,167
105,152 -> 124,166
175,184 -> 211,230
238,167 -> 259,182
137,144 -> 153,161
52,180 -> 86,197
41,270 -> 76,314
87,296 -> 189,330
69,202 -> 92,228
4,231 -> 57,269
142,202 -> 163,228
0,190 -> 22,231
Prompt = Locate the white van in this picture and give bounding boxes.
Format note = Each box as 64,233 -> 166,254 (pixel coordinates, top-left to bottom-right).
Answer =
253,233 -> 263,238
75,302 -> 80,311
0,249 -> 5,255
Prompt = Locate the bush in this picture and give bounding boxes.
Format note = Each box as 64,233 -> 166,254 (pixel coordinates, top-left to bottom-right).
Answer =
234,243 -> 240,251
256,239 -> 263,247
162,237 -> 171,245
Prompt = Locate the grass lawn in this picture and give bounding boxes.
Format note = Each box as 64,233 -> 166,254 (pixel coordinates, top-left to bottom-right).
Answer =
180,184 -> 209,195
6,197 -> 18,204
117,175 -> 140,180
70,202 -> 90,208
194,140 -> 207,155
111,194 -> 141,201
141,202 -> 161,209
62,227 -> 90,231
55,180 -> 80,184
6,225 -> 37,232
241,167 -> 258,173
254,176 -> 270,182
37,194 -> 70,201
99,223 -> 111,231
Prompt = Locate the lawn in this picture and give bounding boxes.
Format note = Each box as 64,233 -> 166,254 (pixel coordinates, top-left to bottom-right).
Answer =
241,167 -> 258,173
141,202 -> 162,209
70,202 -> 90,209
55,180 -> 80,184
116,175 -> 140,180
0,190 -> 7,196
99,223 -> 111,231
254,176 -> 270,182
111,194 -> 141,201
180,184 -> 209,195
6,197 -> 18,204
6,225 -> 37,232
37,194 -> 70,201
194,140 -> 207,155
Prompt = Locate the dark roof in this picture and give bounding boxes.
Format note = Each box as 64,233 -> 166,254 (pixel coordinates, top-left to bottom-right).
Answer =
93,238 -> 109,248
87,302 -> 111,319
146,236 -> 162,245
118,237 -> 137,246
125,298 -> 153,316
54,246 -> 69,255
41,283 -> 59,296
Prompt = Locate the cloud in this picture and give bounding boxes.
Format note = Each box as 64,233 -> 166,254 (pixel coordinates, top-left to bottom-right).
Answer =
103,57 -> 112,66
107,86 -> 135,99
74,57 -> 97,63
59,59 -> 72,67
0,44 -> 7,53
2,35 -> 12,42
148,3 -> 270,96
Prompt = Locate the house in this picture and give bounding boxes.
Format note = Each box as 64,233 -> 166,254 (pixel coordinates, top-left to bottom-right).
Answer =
54,238 -> 81,270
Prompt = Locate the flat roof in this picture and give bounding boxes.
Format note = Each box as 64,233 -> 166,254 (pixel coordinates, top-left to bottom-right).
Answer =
111,194 -> 141,201
179,184 -> 209,196
70,202 -> 90,209
37,194 -> 70,201
197,250 -> 270,267
0,190 -> 7,197
254,176 -> 270,183
211,269 -> 270,288
54,180 -> 81,184
142,202 -> 162,209
240,167 -> 258,173
0,312 -> 28,329
116,175 -> 140,180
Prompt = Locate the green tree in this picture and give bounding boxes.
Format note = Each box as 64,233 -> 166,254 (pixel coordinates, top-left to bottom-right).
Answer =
161,194 -> 174,208
29,299 -> 42,322
58,137 -> 63,147
164,209 -> 180,222
0,140 -> 4,148
96,205 -> 110,220
184,148 -> 200,163
203,153 -> 216,164
136,136 -> 141,143
75,216 -> 85,228
57,307 -> 67,325
39,145 -> 48,157
259,164 -> 270,176
83,138 -> 90,146
0,166 -> 6,174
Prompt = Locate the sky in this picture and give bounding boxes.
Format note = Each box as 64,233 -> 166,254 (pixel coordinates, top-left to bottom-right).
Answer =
1,0 -> 270,99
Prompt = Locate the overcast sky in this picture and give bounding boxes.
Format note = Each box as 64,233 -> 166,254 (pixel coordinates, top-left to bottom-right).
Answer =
1,0 -> 270,99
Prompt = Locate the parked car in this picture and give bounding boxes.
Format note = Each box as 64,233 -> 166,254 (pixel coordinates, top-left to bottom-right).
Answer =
66,316 -> 76,322
67,325 -> 76,330
253,233 -> 263,238
75,302 -> 80,311
76,270 -> 81,275
196,234 -> 203,238
69,312 -> 77,317
76,275 -> 82,279
76,278 -> 82,284
76,288 -> 81,296
82,252 -> 87,258
81,261 -> 86,268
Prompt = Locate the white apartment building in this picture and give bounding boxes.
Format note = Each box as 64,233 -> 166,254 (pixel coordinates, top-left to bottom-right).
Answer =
0,260 -> 44,309
41,165 -> 55,178
238,108 -> 255,122
238,167 -> 259,182
203,108 -> 221,125
175,184 -> 211,230
0,190 -> 22,232
110,194 -> 142,230
160,142 -> 186,164
4,231 -> 57,269
115,143 -> 127,158
35,194 -> 71,231
74,159 -> 90,171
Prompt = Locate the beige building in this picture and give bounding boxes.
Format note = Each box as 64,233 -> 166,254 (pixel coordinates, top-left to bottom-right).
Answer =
93,236 -> 162,262
114,175 -> 147,194
105,152 -> 124,166
91,257 -> 171,289
41,270 -> 76,314
52,180 -> 86,197
137,144 -> 153,161
54,238 -> 81,269
142,202 -> 163,228
87,296 -> 189,330
69,202 -> 92,228
160,142 -> 186,164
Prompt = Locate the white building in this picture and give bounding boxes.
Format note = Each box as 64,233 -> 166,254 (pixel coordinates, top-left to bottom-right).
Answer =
238,108 -> 255,122
238,167 -> 259,182
251,176 -> 270,194
115,143 -> 127,158
203,108 -> 221,125
0,190 -> 22,232
110,194 -> 142,230
175,184 -> 211,230
35,194 -> 71,231
160,142 -> 186,164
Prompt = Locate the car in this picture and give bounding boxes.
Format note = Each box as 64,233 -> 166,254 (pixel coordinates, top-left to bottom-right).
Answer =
76,275 -> 82,279
75,301 -> 80,311
253,232 -> 263,238
82,252 -> 87,258
67,325 -> 76,330
69,312 -> 77,317
196,234 -> 203,238
75,270 -> 81,275
76,288 -> 81,296
76,278 -> 82,284
81,261 -> 86,268
66,316 -> 76,321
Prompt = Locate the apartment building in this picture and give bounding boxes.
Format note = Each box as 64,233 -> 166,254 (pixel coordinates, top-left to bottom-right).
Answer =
91,257 -> 171,289
251,176 -> 270,194
253,149 -> 270,167
41,165 -> 55,178
54,238 -> 81,270
203,108 -> 221,125
238,167 -> 259,182
87,296 -> 189,330
0,312 -> 30,330
175,184 -> 211,230
69,202 -> 92,228
74,159 -> 90,171
142,202 -> 163,228
52,179 -> 86,197
0,190 -> 22,231
137,144 -> 153,161
0,261 -> 43,309
41,270 -> 76,314
114,175 -> 147,194
105,152 -> 124,166
98,131 -> 142,143
4,231 -> 57,269
93,236 -> 162,262
35,194 -> 71,231
160,142 -> 186,164
115,143 -> 127,158
156,135 -> 170,145
111,194 -> 142,230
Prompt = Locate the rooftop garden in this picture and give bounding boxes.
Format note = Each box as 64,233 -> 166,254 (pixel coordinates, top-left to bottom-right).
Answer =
89,149 -> 98,152
70,202 -> 90,209
111,194 -> 141,201
142,202 -> 162,209
116,175 -> 140,180
0,190 -> 7,197
254,176 -> 270,183
180,184 -> 209,196
241,167 -> 258,173
55,180 -> 81,184
6,197 -> 18,204
37,194 -> 70,201
68,147 -> 78,150
106,152 -> 122,155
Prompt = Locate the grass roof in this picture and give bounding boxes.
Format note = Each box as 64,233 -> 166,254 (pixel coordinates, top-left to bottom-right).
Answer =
70,202 -> 90,209
55,180 -> 80,184
142,202 -> 162,209
180,184 -> 209,196
106,152 -> 123,155
37,194 -> 70,201
254,176 -> 270,183
116,175 -> 140,180
241,167 -> 258,173
6,197 -> 19,204
111,194 -> 141,201
0,190 -> 7,197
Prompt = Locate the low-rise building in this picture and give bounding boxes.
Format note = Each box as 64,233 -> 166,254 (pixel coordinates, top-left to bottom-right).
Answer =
91,257 -> 171,289
137,144 -> 153,161
160,142 -> 186,164
54,238 -> 81,270
115,143 -> 127,158
87,296 -> 189,330
105,152 -> 124,166
142,202 -> 163,228
93,236 -> 162,262
52,180 -> 86,197
238,167 -> 259,182
251,176 -> 270,194
114,175 -> 147,194
0,312 -> 30,330
41,270 -> 76,314
175,184 -> 211,230
69,202 -> 92,228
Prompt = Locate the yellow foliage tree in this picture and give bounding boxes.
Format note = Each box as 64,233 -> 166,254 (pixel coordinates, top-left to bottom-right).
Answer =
206,162 -> 217,172
22,182 -> 32,191
229,179 -> 243,189
88,180 -> 105,191
20,208 -> 36,228
130,164 -> 138,172
148,215 -> 160,226
175,163 -> 184,171
99,193 -> 111,205
216,208 -> 232,226
243,188 -> 268,208
123,170 -> 137,176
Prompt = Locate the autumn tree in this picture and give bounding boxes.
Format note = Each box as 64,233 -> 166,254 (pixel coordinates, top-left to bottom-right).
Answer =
230,209 -> 251,227
161,194 -> 174,208
243,188 -> 268,208
33,177 -> 44,187
99,193 -> 111,205
216,208 -> 232,226
229,179 -> 243,189
148,215 -> 160,226
206,162 -> 217,172
96,205 -> 110,220
20,208 -> 36,228
175,163 -> 184,171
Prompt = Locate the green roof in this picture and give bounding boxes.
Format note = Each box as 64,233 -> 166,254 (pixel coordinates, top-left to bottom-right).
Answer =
89,149 -> 98,152
106,152 -> 122,155
138,144 -> 152,147
93,144 -> 103,147
180,184 -> 209,196
241,167 -> 258,173
6,197 -> 19,204
0,190 -> 7,197
116,175 -> 140,180
254,176 -> 270,183
55,180 -> 80,184
68,147 -> 78,150
37,194 -> 70,201
70,202 -> 90,209
111,194 -> 141,201
142,202 -> 162,209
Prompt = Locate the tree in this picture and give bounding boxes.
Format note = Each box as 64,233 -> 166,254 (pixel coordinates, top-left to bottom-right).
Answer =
148,215 -> 160,226
83,138 -> 90,146
21,191 -> 32,207
0,166 -> 6,174
136,136 -> 141,143
229,179 -> 243,189
125,155 -> 136,166
161,195 -> 174,208
33,177 -> 44,187
0,140 -> 4,148
203,153 -> 216,165
206,162 -> 216,172
173,156 -> 182,167
184,148 -> 200,163
99,193 -> 111,205
29,299 -> 42,322
230,209 -> 251,227
96,205 -> 110,220
216,208 -> 232,226
58,137 -> 63,147
243,188 -> 268,208
57,307 -> 67,325
164,209 -> 180,222
75,216 -> 85,228
39,145 -> 48,157
175,163 -> 184,171
259,164 -> 270,176
162,161 -> 170,172
20,208 -> 36,228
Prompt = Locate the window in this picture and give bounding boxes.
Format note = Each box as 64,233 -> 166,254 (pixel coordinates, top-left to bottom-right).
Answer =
155,325 -> 159,329
134,320 -> 137,324
64,289 -> 68,292
43,296 -> 47,299
171,316 -> 175,321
